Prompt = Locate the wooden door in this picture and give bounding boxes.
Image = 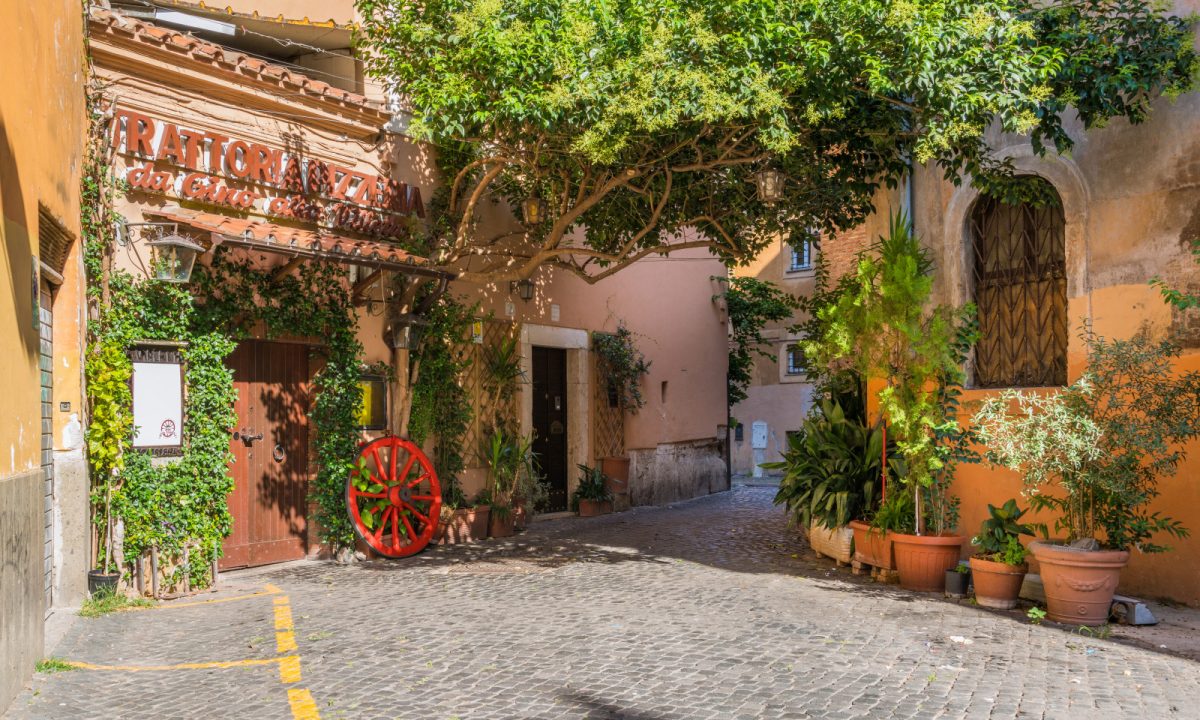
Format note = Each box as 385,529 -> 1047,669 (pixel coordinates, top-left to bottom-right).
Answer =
532,347 -> 568,512
221,341 -> 312,569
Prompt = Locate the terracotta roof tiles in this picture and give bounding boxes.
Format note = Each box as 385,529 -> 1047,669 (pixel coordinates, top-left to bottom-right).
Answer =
90,8 -> 387,116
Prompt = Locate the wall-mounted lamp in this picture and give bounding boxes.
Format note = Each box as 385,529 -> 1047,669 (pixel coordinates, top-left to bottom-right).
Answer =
510,278 -> 535,302
521,195 -> 547,226
755,167 -> 784,204
119,222 -> 208,284
389,313 -> 427,350
148,233 -> 206,283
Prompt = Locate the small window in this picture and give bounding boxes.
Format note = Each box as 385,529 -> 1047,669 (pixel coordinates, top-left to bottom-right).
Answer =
788,239 -> 813,272
357,375 -> 388,430
785,344 -> 805,376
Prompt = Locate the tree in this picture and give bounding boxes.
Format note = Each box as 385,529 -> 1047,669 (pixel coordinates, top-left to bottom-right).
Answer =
356,0 -> 1195,285
723,277 -> 800,405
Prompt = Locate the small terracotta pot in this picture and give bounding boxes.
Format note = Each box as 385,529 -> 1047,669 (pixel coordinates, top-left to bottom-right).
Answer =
578,499 -> 613,517
1030,540 -> 1129,626
488,509 -> 516,538
969,556 -> 1027,610
892,533 -> 965,592
849,520 -> 895,570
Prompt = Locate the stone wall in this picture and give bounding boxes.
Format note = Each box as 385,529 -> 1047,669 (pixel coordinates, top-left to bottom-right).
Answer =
628,439 -> 728,507
1,470 -> 45,710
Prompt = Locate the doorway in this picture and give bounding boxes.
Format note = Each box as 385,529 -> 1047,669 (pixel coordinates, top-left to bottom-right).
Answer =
221,340 -> 312,569
531,346 -> 569,512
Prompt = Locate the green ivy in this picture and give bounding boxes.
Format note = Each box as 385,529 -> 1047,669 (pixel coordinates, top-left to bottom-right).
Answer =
407,294 -> 476,507
722,276 -> 801,405
593,325 -> 651,411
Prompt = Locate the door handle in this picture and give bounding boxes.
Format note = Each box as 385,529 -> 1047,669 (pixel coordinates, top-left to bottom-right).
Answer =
235,428 -> 264,444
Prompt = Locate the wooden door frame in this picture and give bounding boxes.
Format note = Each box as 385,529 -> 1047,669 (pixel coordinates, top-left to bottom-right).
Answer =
519,325 -> 590,504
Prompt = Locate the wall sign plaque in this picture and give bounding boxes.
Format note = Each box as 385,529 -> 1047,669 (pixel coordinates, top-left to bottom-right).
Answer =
130,345 -> 185,457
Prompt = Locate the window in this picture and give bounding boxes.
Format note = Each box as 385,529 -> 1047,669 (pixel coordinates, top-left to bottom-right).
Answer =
788,239 -> 813,272
969,185 -> 1067,387
785,344 -> 805,376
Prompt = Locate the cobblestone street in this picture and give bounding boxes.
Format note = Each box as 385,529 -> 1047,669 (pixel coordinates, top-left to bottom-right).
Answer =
8,487 -> 1200,720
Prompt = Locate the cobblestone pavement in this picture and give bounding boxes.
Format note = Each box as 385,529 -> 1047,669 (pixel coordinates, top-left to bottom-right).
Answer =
8,488 -> 1200,720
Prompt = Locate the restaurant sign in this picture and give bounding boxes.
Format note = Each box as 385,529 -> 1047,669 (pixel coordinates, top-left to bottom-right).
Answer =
111,108 -> 424,240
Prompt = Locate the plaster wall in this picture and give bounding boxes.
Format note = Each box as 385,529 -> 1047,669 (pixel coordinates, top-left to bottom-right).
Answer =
0,1 -> 86,713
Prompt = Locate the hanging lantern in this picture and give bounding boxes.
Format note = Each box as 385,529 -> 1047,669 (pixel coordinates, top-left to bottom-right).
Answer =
511,278 -> 535,302
390,314 -> 425,350
147,233 -> 206,283
521,195 -> 547,225
755,168 -> 784,204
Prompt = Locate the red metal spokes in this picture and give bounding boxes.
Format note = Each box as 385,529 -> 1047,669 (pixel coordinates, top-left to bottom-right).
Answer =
346,436 -> 441,558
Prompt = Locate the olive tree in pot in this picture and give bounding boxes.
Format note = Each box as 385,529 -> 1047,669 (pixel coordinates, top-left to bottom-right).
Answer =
969,499 -> 1035,609
482,428 -> 537,538
973,328 -> 1200,625
807,215 -> 979,592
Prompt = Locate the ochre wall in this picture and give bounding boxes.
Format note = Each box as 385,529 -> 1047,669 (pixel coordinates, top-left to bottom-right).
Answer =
0,0 -> 86,712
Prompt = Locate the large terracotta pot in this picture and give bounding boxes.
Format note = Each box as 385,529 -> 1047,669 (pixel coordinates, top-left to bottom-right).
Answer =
601,456 -> 630,496
849,520 -> 895,570
808,522 -> 854,565
1030,541 -> 1129,626
578,499 -> 613,517
488,508 -> 515,538
969,556 -> 1027,610
892,533 -> 965,592
436,506 -> 490,545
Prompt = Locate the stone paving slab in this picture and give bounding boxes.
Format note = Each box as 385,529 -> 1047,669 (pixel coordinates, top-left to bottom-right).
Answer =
6,488 -> 1200,719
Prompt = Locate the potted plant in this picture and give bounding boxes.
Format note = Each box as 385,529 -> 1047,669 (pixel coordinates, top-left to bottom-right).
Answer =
89,469 -> 121,594
945,562 -> 970,599
573,464 -> 613,517
807,216 -> 978,591
481,428 -> 536,538
968,499 -> 1035,609
513,455 -> 549,530
973,327 -> 1200,625
435,483 -> 490,545
765,393 -> 887,566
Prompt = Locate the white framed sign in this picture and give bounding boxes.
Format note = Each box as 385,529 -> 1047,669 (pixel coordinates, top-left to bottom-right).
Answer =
130,345 -> 185,457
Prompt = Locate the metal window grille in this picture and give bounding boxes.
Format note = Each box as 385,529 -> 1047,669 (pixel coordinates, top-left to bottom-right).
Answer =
789,240 -> 812,272
969,191 -> 1067,388
785,344 -> 805,375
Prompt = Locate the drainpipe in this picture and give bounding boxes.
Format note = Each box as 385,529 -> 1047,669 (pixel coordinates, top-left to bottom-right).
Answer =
905,154 -> 922,534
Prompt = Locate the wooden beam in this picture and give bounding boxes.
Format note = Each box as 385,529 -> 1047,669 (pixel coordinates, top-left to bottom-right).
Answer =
271,257 -> 304,282
351,269 -> 383,306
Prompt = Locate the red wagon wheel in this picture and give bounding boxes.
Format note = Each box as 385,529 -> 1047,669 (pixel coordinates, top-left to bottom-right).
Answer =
346,436 -> 442,558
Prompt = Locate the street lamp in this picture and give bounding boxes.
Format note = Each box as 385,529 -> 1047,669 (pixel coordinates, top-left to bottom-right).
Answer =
521,195 -> 547,225
147,233 -> 206,283
510,278 -> 535,302
755,168 -> 784,204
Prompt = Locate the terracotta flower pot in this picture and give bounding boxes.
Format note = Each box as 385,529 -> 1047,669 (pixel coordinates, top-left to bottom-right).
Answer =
578,499 -> 613,517
488,508 -> 515,538
1030,540 -> 1129,626
849,520 -> 896,570
892,533 -> 965,592
436,506 -> 490,545
969,556 -> 1027,610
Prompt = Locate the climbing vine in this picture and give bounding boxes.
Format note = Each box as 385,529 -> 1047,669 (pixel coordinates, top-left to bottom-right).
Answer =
593,324 -> 651,411
407,295 -> 476,508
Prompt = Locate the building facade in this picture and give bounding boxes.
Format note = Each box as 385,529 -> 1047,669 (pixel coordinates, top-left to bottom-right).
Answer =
0,0 -> 89,710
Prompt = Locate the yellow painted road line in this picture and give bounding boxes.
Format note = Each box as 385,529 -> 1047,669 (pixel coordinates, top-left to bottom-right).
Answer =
278,654 -> 303,684
276,630 -> 298,653
150,586 -> 285,611
64,657 -> 290,673
274,604 -> 295,631
287,688 -> 321,720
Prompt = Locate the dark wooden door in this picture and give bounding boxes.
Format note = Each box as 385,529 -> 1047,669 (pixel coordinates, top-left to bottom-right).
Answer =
221,341 -> 312,569
532,347 -> 568,512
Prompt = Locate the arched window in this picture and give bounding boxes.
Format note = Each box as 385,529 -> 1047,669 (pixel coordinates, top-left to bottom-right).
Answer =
969,185 -> 1067,387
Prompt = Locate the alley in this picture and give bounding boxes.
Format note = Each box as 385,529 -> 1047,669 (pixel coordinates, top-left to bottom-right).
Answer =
7,487 -> 1200,720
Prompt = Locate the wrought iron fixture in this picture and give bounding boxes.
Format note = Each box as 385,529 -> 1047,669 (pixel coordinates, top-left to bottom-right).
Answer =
755,168 -> 784,204
521,195 -> 547,225
510,278 -> 535,302
118,222 -> 208,284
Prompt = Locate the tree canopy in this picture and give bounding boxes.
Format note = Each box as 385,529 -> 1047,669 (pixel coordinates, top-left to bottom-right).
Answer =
356,0 -> 1195,283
